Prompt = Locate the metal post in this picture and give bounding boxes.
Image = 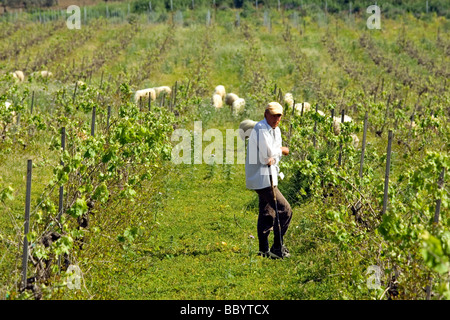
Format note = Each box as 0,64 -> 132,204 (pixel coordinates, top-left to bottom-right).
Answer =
313,103 -> 318,148
434,168 -> 445,224
57,127 -> 65,223
107,106 -> 111,130
30,91 -> 35,114
382,130 -> 393,216
338,109 -> 345,166
91,106 -> 96,136
359,111 -> 368,178
21,159 -> 32,290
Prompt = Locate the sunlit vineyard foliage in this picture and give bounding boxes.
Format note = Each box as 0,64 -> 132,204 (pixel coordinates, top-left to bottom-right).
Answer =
0,1 -> 449,300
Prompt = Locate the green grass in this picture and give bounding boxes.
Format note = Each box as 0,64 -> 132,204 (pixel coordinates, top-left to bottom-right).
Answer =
61,127 -> 348,300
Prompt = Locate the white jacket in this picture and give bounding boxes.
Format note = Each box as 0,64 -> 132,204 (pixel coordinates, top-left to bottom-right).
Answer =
245,118 -> 282,190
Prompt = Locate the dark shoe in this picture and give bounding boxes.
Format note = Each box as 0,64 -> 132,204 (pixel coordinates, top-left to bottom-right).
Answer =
257,251 -> 270,258
268,247 -> 284,259
269,245 -> 290,259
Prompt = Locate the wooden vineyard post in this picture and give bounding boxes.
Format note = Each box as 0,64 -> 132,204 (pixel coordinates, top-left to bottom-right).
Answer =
106,106 -> 111,131
148,94 -> 152,112
434,167 -> 446,224
359,111 -> 369,179
57,127 -> 65,223
100,71 -> 104,89
172,81 -> 178,110
313,104 -> 318,148
289,99 -> 295,140
73,81 -> 78,104
160,93 -> 166,108
382,130 -> 393,216
91,106 -> 96,137
338,109 -> 345,166
21,159 -> 32,291
329,108 -> 334,147
30,91 -> 35,114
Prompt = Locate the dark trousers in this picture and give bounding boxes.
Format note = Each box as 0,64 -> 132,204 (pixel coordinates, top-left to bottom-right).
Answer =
255,186 -> 292,252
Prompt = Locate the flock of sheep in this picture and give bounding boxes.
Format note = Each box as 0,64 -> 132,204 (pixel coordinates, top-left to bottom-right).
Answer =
238,91 -> 360,148
2,71 -> 361,149
211,85 -> 246,115
209,85 -> 359,149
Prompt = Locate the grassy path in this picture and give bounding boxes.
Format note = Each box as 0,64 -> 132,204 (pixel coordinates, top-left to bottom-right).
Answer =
99,123 -> 342,300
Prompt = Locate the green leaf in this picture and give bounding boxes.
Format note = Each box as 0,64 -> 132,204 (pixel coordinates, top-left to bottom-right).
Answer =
67,198 -> 88,218
93,183 -> 109,203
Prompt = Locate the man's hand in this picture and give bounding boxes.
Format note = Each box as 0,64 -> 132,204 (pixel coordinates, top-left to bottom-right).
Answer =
281,147 -> 289,156
267,158 -> 276,166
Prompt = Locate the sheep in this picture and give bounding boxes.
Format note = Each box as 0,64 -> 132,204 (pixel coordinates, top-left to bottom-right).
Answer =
0,101 -> 17,132
293,102 -> 311,114
212,93 -> 223,109
283,94 -> 326,116
40,71 -> 53,78
290,101 -> 327,117
350,133 -> 360,148
76,80 -> 87,89
12,70 -> 24,82
283,93 -> 294,108
225,93 -> 239,106
332,115 -> 353,135
134,88 -> 156,104
214,85 -> 226,99
331,114 -> 359,147
232,97 -> 245,115
238,119 -> 257,141
153,86 -> 172,98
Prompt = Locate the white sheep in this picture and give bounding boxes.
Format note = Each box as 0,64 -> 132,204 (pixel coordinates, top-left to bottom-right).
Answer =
238,119 -> 257,141
232,97 -> 245,115
153,86 -> 172,98
283,94 -> 319,116
214,85 -> 226,99
332,115 -> 353,135
212,93 -> 223,109
283,93 -> 294,108
12,70 -> 24,82
350,133 -> 360,148
225,93 -> 239,106
331,114 -> 359,147
1,101 -> 17,131
134,88 -> 156,104
293,102 -> 311,114
40,71 -> 53,78
76,80 -> 87,89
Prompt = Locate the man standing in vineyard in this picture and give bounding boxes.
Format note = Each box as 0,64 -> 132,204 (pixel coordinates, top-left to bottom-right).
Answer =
245,102 -> 292,259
